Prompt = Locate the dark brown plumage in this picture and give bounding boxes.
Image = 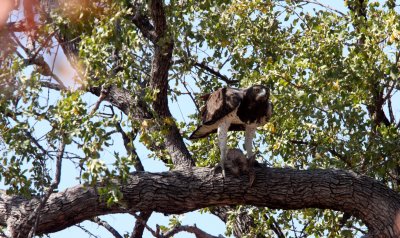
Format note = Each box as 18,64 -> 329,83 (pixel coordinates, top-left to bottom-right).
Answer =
189,85 -> 272,177
189,85 -> 272,139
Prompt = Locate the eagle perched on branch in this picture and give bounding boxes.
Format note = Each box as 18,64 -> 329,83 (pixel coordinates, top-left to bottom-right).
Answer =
189,85 -> 273,177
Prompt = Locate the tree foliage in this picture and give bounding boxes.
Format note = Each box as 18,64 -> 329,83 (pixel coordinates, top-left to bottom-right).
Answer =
1,0 -> 400,237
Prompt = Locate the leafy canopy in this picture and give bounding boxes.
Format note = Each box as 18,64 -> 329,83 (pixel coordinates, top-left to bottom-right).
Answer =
1,0 -> 400,237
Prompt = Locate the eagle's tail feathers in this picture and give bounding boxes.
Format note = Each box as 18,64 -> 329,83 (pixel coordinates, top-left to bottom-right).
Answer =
188,125 -> 218,139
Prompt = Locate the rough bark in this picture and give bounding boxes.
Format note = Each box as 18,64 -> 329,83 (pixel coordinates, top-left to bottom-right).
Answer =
1,167 -> 400,238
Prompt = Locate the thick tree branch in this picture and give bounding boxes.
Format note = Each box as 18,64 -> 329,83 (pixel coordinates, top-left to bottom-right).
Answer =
144,0 -> 194,167
2,166 -> 400,237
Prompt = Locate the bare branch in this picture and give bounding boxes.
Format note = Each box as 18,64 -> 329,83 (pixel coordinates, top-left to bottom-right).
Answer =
6,21 -> 28,32
91,217 -> 123,238
193,62 -> 239,85
24,130 -> 49,158
75,224 -> 100,238
297,0 -> 347,17
174,59 -> 238,85
130,211 -> 152,238
113,111 -> 149,170
164,225 -> 222,238
88,85 -> 152,119
181,78 -> 200,113
132,213 -> 160,237
40,81 -> 64,91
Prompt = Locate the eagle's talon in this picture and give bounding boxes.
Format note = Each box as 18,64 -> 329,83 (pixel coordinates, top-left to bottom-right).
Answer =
247,154 -> 257,187
221,168 -> 226,178
211,163 -> 225,178
248,167 -> 256,187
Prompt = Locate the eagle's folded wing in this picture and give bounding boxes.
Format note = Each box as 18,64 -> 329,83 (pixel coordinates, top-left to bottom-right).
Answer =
202,88 -> 242,125
189,88 -> 243,139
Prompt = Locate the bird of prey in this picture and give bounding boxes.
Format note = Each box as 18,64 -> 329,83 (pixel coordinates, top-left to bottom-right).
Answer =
189,85 -> 273,177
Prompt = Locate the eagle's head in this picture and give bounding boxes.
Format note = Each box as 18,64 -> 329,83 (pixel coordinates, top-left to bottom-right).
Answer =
247,85 -> 270,102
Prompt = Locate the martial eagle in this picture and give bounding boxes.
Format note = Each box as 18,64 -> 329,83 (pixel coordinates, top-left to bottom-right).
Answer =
189,85 -> 273,177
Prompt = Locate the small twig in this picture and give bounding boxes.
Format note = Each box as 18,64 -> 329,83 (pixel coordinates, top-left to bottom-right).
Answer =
75,224 -> 100,238
193,61 -> 238,85
163,224 -> 222,238
31,31 -> 57,60
350,225 -> 367,234
173,58 -> 238,85
91,217 -> 123,238
298,0 -> 347,17
276,2 -> 310,30
12,31 -> 66,89
181,78 -> 200,113
106,105 -> 145,171
10,32 -> 30,54
24,130 -> 49,158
